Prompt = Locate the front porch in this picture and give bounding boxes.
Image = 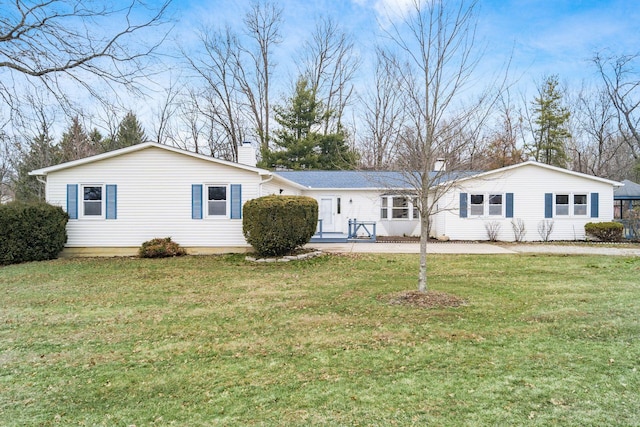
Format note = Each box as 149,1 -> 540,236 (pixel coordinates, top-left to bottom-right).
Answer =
311,219 -> 377,243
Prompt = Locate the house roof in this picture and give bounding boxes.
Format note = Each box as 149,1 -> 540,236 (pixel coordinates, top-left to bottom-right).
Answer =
274,170 -> 412,189
448,160 -> 623,188
29,142 -> 271,176
272,170 -> 478,190
615,179 -> 640,199
273,162 -> 621,190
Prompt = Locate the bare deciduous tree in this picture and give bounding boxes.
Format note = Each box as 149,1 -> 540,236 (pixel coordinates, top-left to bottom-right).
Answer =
241,0 -> 283,158
0,0 -> 173,116
186,26 -> 247,161
569,84 -> 632,180
0,131 -> 16,202
299,16 -> 359,135
358,49 -> 405,169
593,51 -> 640,174
383,0 -> 498,292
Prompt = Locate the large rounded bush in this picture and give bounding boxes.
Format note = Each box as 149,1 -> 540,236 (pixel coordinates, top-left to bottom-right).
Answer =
585,221 -> 624,242
243,195 -> 318,256
0,202 -> 68,265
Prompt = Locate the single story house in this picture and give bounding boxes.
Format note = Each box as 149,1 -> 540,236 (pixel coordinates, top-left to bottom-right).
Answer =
30,142 -> 622,256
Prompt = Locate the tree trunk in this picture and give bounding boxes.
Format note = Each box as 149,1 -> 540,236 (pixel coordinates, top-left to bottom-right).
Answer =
418,205 -> 429,293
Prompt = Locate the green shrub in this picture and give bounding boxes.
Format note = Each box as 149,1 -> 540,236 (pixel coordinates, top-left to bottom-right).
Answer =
139,237 -> 187,258
0,201 -> 68,265
243,195 -> 318,257
585,221 -> 624,242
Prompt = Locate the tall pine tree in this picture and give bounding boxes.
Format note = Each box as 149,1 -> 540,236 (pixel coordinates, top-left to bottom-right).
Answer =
263,77 -> 357,170
101,112 -> 147,152
528,75 -> 571,167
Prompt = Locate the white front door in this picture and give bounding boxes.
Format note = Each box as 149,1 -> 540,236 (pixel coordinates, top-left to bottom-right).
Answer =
319,197 -> 335,232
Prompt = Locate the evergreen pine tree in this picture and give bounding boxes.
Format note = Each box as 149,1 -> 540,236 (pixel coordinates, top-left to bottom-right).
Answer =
105,112 -> 147,151
529,75 -> 571,167
264,77 -> 357,170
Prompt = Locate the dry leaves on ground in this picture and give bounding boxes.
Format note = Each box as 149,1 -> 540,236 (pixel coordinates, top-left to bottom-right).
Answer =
380,290 -> 467,309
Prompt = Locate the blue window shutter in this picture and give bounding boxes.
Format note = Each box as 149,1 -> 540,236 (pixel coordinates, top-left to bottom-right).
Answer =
106,185 -> 117,219
67,184 -> 78,219
192,184 -> 203,219
459,193 -> 468,218
591,193 -> 599,218
230,184 -> 242,219
544,193 -> 553,218
506,193 -> 514,218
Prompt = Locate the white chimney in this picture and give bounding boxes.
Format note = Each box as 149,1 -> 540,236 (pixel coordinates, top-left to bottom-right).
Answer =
238,141 -> 257,167
434,158 -> 446,172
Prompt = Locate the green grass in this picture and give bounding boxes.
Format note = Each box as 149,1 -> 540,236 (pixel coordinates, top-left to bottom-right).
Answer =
1,253 -> 639,426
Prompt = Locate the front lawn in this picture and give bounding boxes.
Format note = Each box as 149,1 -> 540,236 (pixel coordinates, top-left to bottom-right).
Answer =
1,253 -> 638,426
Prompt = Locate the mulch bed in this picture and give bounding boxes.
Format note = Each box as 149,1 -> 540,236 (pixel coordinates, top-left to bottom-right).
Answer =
380,290 -> 467,309
376,236 -> 421,243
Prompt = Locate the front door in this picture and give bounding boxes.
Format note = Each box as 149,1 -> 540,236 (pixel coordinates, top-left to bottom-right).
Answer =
319,197 -> 335,232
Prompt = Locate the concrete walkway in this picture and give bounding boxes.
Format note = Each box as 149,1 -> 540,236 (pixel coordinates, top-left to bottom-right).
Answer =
307,241 -> 640,256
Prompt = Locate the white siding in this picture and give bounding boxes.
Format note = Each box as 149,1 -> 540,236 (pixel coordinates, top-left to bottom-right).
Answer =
301,189 -> 420,236
46,146 -> 262,248
435,164 -> 615,241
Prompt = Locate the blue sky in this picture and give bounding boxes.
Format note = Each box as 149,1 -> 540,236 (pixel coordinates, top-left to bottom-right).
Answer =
168,0 -> 640,95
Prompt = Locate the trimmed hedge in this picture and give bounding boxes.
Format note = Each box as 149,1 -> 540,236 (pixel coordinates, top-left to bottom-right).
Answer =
0,202 -> 68,265
139,237 -> 187,258
585,221 -> 624,242
243,195 -> 318,257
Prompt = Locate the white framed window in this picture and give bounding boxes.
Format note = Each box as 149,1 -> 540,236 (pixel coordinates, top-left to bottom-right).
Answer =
380,197 -> 388,219
206,185 -> 228,217
380,195 -> 419,220
470,194 -> 484,216
468,193 -> 505,217
552,193 -> 589,217
574,194 -> 587,215
556,194 -> 569,216
489,194 -> 503,216
392,196 -> 409,219
81,184 -> 104,218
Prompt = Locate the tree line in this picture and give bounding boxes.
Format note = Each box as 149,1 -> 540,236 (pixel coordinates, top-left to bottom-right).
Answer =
1,0 -> 640,205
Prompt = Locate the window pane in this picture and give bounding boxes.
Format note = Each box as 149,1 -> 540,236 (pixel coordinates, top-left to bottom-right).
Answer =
574,205 -> 587,215
574,194 -> 587,204
574,194 -> 587,215
392,197 -> 408,208
84,186 -> 102,201
488,194 -> 502,215
391,196 -> 408,218
208,186 -> 226,201
380,197 -> 388,219
470,194 -> 484,216
556,194 -> 569,215
208,201 -> 226,216
392,208 -> 408,219
83,186 -> 102,216
470,194 -> 484,205
84,201 -> 101,216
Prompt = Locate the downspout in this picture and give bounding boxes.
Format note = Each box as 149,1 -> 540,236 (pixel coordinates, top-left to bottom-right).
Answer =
259,173 -> 274,197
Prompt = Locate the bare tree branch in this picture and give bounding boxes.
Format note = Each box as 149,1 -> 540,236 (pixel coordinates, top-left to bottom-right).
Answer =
0,0 -> 173,115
